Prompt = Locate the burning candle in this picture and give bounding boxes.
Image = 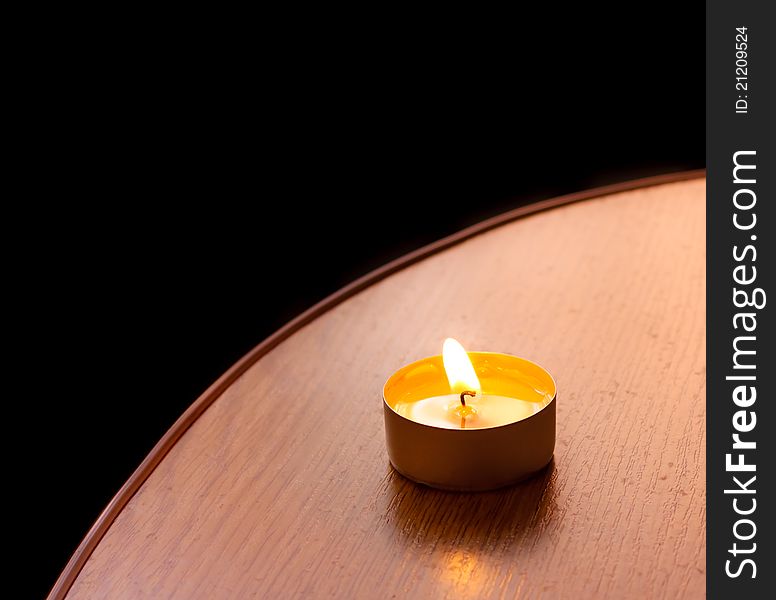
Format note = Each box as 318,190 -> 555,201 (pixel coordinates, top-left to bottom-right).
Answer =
392,338 -> 549,429
383,338 -> 556,491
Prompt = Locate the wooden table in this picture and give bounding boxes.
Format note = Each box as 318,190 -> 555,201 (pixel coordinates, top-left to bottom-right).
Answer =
52,172 -> 706,599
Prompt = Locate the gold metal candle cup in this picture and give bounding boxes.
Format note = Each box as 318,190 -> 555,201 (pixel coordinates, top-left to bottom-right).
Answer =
383,352 -> 556,492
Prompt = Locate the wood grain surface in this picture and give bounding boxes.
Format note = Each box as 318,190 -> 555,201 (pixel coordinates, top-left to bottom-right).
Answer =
61,176 -> 705,599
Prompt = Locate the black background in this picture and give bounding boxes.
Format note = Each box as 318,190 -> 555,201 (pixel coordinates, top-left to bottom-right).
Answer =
24,7 -> 703,598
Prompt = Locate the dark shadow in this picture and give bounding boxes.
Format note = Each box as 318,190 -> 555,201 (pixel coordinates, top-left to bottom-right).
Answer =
379,459 -> 558,555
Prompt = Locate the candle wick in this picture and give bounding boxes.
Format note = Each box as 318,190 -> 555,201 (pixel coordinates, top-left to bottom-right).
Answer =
460,390 -> 476,407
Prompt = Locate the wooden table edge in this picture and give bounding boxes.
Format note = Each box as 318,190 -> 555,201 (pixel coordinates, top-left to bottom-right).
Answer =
49,168 -> 706,600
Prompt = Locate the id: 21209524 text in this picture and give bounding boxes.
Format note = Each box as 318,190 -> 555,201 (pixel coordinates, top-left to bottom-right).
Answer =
735,26 -> 749,114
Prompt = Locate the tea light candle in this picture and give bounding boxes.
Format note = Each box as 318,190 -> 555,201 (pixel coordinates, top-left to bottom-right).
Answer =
393,338 -> 548,429
383,338 -> 556,491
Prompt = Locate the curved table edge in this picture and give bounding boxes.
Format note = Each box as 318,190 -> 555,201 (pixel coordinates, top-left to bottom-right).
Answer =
49,168 -> 706,600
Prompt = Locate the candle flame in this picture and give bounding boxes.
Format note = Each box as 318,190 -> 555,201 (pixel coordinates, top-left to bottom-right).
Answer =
442,338 -> 481,395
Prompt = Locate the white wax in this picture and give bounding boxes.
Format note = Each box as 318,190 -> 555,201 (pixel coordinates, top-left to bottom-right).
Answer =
393,393 -> 544,430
